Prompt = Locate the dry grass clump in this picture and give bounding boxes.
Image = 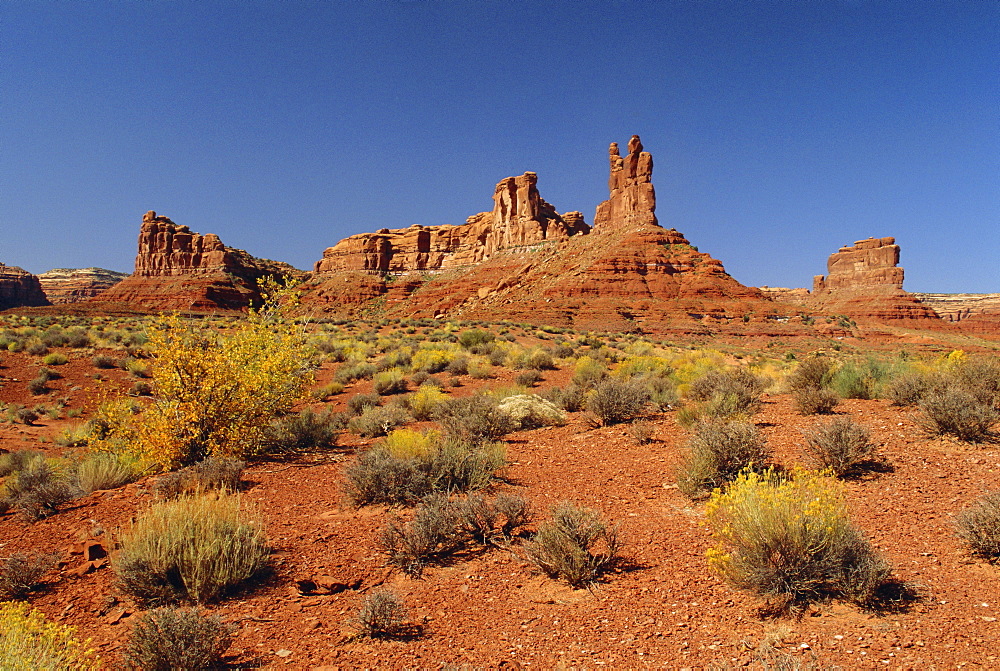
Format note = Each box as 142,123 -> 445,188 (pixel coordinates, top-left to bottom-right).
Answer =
0,552 -> 55,599
705,469 -> 891,610
496,394 -> 566,430
343,431 -> 506,507
802,417 -> 876,477
956,492 -> 1000,560
124,606 -> 233,671
587,378 -> 649,426
2,458 -> 76,521
152,456 -> 245,499
350,588 -> 414,639
348,403 -> 410,438
680,368 -> 765,425
435,394 -> 515,442
265,407 -> 344,452
115,493 -> 268,604
525,501 -> 620,588
677,420 -> 771,499
75,451 -> 140,494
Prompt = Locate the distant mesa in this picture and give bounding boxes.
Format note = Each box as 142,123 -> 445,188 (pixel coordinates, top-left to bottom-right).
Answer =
303,135 -> 776,331
798,237 -> 939,322
913,292 -> 1000,329
96,211 -> 303,311
0,263 -> 50,310
38,268 -> 128,305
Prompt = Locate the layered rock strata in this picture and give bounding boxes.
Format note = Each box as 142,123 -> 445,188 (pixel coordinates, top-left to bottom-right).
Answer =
810,237 -> 939,321
38,268 -> 128,304
97,212 -> 302,311
0,264 -> 50,310
912,293 -> 1000,323
314,173 -> 588,274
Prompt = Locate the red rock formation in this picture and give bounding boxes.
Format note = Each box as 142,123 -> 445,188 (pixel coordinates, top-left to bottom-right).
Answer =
809,237 -> 939,322
97,212 -> 303,311
38,268 -> 128,304
593,135 -> 657,231
0,263 -> 50,310
314,173 -> 588,274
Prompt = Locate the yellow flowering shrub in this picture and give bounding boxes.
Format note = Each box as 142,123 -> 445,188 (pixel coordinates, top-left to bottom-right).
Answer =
89,283 -> 312,471
0,601 -> 100,669
705,468 -> 890,608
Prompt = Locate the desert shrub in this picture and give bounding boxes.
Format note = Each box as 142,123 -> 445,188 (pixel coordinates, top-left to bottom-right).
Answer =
41,327 -> 69,348
382,493 -> 466,575
487,347 -> 508,366
786,357 -> 834,392
87,286 -> 312,470
55,422 -> 92,448
458,329 -> 495,350
406,384 -> 448,421
689,368 -> 765,416
124,606 -> 233,671
115,493 -> 268,604
541,383 -> 586,413
571,356 -> 608,389
311,380 -> 345,400
587,378 -> 649,426
42,353 -> 68,366
919,387 -> 998,442
644,375 -> 680,411
351,588 -> 412,639
66,328 -> 91,349
124,357 -> 151,378
514,369 -> 543,387
956,491 -> 1000,561
466,360 -> 495,379
0,449 -> 43,477
523,348 -> 555,371
829,358 -> 891,400
705,468 -> 891,609
75,451 -> 139,493
376,349 -> 412,372
435,394 -> 516,443
0,552 -> 54,599
445,355 -> 470,375
629,420 -> 655,445
458,492 -> 531,544
886,370 -> 935,407
803,417 -> 876,477
792,386 -> 840,415
153,456 -> 245,499
526,501 -> 620,588
25,339 -> 48,356
677,420 -> 771,499
954,355 -> 1000,407
27,376 -> 49,396
92,354 -> 116,369
346,392 -> 381,416
265,407 -> 343,453
334,361 -> 377,384
410,347 -> 455,373
496,394 -> 566,430
343,436 -> 506,506
3,459 -> 77,521
0,601 -> 100,669
349,404 -> 410,438
373,367 -> 408,395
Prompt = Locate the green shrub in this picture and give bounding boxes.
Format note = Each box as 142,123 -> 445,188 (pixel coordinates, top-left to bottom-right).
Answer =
644,375 -> 680,411
458,329 -> 495,350
405,384 -> 448,421
689,368 -> 764,417
334,361 -> 377,384
829,359 -> 891,400
373,368 -> 408,395
435,394 -> 515,443
677,420 -> 771,499
75,451 -> 140,494
346,392 -> 381,416
541,383 -> 586,412
42,353 -> 68,366
115,493 -> 268,604
124,606 -> 233,671
803,417 -> 876,477
349,404 -> 410,438
514,369 -> 543,387
526,502 -> 620,588
265,407 -> 343,452
705,469 -> 891,610
919,387 -> 998,442
0,601 -> 100,669
571,356 -> 608,388
587,378 -> 649,425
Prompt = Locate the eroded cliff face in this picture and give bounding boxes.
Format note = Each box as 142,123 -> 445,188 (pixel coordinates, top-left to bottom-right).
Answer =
96,212 -> 303,311
0,264 -> 50,310
314,173 -> 589,274
809,237 -> 939,321
38,268 -> 128,304
593,135 -> 657,231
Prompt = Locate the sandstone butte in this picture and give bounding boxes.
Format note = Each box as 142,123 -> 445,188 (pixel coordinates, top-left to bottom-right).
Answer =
37,267 -> 129,305
0,263 -> 50,310
95,211 -> 303,311
303,135 -> 791,333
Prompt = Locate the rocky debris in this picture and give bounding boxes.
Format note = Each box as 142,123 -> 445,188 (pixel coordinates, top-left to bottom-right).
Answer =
0,263 -> 50,310
96,211 -> 303,311
810,237 -> 939,322
314,173 -> 588,274
912,293 -> 1000,323
38,268 -> 128,304
593,135 -> 657,231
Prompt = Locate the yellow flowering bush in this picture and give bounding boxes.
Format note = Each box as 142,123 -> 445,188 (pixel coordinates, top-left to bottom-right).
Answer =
705,468 -> 890,609
89,283 -> 312,471
0,601 -> 100,669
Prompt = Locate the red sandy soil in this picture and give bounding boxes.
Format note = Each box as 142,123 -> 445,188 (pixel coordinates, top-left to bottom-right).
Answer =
2,346 -> 1000,669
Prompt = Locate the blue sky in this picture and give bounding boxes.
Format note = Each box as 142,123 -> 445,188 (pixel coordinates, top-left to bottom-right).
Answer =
3,1 -> 997,293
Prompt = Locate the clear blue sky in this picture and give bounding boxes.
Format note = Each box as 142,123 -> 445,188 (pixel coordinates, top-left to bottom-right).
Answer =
3,1 -> 997,293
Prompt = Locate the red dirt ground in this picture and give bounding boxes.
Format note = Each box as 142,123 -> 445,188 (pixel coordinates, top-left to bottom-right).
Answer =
3,343 -> 1000,669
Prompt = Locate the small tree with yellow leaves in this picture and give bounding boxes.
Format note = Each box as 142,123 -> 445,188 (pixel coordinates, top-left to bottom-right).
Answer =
705,468 -> 890,610
90,280 -> 313,471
